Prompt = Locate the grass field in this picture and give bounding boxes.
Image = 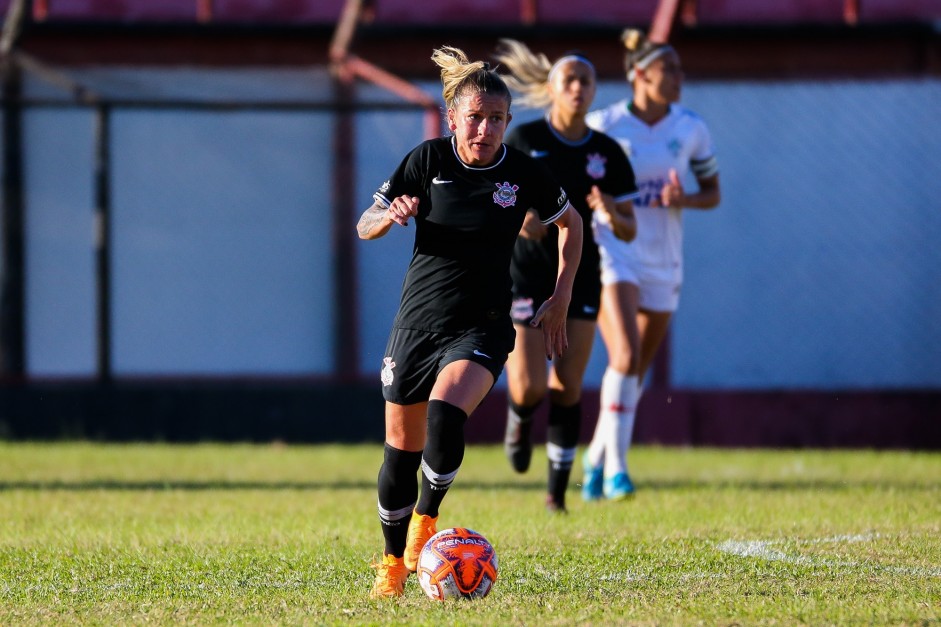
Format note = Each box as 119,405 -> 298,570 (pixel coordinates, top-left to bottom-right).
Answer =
0,442 -> 938,625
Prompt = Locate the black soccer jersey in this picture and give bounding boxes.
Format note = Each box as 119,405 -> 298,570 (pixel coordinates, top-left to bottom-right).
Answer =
505,118 -> 638,302
373,136 -> 571,334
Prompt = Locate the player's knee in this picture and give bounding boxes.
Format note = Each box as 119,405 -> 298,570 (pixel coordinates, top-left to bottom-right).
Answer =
508,373 -> 547,405
608,351 -> 638,375
548,386 -> 579,407
518,384 -> 546,407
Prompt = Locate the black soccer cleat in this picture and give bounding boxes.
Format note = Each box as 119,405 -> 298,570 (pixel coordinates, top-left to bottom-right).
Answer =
545,494 -> 568,515
504,412 -> 534,473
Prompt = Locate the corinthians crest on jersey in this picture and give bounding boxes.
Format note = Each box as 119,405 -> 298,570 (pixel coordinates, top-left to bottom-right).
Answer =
493,181 -> 519,208
585,153 -> 607,180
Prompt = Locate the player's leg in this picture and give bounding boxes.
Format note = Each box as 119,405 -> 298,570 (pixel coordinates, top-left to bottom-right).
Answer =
544,318 -> 595,511
417,359 -> 494,515
372,328 -> 439,593
637,310 -> 674,383
634,279 -> 680,403
371,401 -> 427,598
504,323 -> 548,473
404,359 -> 495,571
587,281 -> 642,500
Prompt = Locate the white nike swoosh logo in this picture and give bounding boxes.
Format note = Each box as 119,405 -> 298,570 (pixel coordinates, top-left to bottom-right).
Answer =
432,177 -> 453,184
530,150 -> 550,158
472,349 -> 492,359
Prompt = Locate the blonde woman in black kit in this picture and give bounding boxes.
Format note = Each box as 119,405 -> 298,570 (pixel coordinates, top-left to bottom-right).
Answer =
357,45 -> 582,598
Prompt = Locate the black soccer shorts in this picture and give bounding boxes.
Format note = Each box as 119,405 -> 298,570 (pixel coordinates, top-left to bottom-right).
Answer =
510,275 -> 601,325
380,325 -> 515,405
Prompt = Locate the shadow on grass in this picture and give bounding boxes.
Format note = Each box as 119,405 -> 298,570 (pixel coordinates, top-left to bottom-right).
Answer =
0,478 -> 936,492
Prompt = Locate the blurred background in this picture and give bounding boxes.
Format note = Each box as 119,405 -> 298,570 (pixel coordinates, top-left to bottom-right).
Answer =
0,0 -> 938,446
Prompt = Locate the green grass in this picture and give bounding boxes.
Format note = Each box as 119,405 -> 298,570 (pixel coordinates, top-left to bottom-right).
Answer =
0,442 -> 939,625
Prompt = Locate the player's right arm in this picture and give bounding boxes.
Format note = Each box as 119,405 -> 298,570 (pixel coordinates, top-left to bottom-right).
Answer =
356,196 -> 420,240
586,185 -> 637,243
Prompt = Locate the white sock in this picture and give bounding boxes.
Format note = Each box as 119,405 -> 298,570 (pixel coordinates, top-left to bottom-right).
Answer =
585,369 -> 616,468
599,370 -> 639,477
585,414 -> 608,470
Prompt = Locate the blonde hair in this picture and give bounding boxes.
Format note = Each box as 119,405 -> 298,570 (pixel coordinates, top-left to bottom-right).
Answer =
621,28 -> 675,79
621,28 -> 649,55
492,39 -> 553,109
431,45 -> 511,110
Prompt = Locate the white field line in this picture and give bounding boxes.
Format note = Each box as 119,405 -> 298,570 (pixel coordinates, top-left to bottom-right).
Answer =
716,534 -> 941,577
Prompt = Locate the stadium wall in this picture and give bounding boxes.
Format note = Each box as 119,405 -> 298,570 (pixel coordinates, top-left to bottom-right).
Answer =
2,382 -> 939,448
1,72 -> 939,447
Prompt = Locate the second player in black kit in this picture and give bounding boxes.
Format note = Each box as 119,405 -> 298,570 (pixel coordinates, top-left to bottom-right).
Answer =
494,39 -> 639,513
506,120 -> 637,324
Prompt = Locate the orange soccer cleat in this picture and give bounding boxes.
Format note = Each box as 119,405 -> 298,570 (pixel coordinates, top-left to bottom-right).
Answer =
403,511 -> 438,572
369,553 -> 409,599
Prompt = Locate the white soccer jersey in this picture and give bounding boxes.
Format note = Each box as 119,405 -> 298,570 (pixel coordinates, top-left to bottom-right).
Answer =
586,100 -> 718,283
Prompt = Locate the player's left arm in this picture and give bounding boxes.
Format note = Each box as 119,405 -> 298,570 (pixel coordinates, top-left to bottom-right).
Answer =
661,121 -> 721,210
660,169 -> 721,210
530,205 -> 582,360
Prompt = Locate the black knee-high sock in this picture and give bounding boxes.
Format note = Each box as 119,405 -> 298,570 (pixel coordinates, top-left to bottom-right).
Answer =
547,401 -> 581,507
416,400 -> 467,518
377,443 -> 423,556
509,399 -> 539,426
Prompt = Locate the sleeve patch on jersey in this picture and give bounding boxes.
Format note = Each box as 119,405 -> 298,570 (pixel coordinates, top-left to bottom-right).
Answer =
541,200 -> 572,225
691,155 -> 719,178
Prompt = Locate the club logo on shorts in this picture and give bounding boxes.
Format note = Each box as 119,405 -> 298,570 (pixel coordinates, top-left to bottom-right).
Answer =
493,181 -> 519,208
381,357 -> 396,386
586,153 -> 607,180
511,297 -> 534,322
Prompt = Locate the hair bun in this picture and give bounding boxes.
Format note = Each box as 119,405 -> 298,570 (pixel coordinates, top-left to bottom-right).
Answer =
620,28 -> 643,52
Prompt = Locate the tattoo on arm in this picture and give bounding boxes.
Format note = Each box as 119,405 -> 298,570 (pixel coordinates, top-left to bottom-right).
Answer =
357,205 -> 388,238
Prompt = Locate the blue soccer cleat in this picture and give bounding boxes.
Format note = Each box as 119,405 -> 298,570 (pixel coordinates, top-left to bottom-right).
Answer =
603,472 -> 636,501
581,454 -> 604,502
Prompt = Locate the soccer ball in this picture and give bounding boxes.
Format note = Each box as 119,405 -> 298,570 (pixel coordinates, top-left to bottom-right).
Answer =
417,527 -> 498,600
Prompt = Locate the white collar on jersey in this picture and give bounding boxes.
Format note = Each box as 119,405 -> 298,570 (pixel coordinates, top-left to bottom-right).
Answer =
544,114 -> 593,147
450,136 -> 507,170
626,100 -> 674,123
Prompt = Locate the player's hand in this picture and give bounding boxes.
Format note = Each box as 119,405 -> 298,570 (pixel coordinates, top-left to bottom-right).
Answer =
655,169 -> 686,209
519,210 -> 548,240
530,296 -> 569,360
586,185 -> 615,217
386,196 -> 419,226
